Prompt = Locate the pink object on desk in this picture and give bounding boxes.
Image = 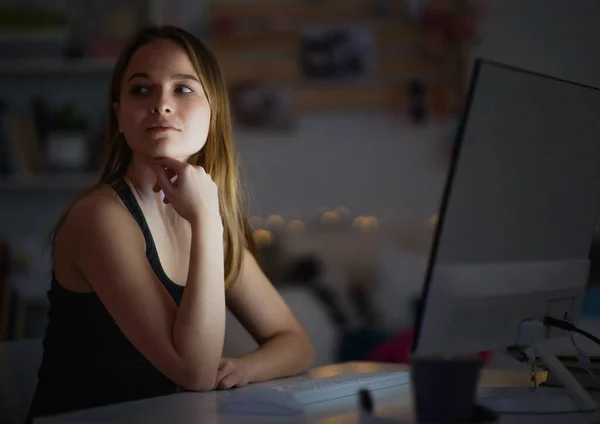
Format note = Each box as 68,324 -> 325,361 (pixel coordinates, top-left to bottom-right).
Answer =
366,329 -> 493,364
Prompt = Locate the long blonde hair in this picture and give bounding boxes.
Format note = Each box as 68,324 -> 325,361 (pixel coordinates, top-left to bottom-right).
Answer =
52,25 -> 255,288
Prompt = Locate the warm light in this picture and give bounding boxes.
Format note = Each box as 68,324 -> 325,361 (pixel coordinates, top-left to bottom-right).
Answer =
366,216 -> 379,229
310,362 -> 393,379
250,216 -> 263,227
321,211 -> 340,224
287,219 -> 306,233
353,216 -> 364,228
334,206 -> 349,216
266,214 -> 285,228
353,216 -> 378,230
253,229 -> 272,247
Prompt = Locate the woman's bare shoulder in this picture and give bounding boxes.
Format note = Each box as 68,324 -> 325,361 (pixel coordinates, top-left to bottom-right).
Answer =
53,184 -> 142,292
71,184 -> 128,222
58,184 -> 141,247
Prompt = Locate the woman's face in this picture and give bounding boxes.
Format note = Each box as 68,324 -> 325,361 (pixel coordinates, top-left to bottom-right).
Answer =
114,39 -> 210,161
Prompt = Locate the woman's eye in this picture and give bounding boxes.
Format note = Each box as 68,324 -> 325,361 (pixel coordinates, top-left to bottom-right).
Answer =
130,85 -> 150,95
175,85 -> 193,94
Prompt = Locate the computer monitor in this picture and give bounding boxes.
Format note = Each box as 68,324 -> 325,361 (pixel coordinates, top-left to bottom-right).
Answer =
412,58 -> 600,413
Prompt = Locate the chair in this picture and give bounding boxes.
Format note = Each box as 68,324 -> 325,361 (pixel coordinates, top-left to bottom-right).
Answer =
0,338 -> 43,424
0,240 -> 10,341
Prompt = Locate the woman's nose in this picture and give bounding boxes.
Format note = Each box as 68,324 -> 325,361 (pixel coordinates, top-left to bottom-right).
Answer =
152,105 -> 171,114
151,91 -> 173,114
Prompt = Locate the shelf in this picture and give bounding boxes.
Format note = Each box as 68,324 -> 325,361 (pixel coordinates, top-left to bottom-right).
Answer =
219,56 -> 300,84
211,26 -> 423,55
295,83 -> 394,110
0,28 -> 69,42
376,57 -> 458,79
0,58 -> 115,76
211,31 -> 300,52
208,0 -> 385,21
293,79 -> 458,111
218,55 -> 458,85
0,173 -> 99,191
375,27 -> 422,46
208,0 -> 461,21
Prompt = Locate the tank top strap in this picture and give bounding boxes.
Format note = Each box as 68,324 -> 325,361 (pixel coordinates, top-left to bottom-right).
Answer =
111,179 -> 184,304
113,179 -> 154,257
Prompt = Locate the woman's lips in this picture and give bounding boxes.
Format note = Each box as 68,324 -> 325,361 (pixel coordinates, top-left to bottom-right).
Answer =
147,126 -> 177,132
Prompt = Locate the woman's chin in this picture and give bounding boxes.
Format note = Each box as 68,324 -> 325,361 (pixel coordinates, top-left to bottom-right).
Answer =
141,138 -> 179,157
144,147 -> 195,162
131,135 -> 202,161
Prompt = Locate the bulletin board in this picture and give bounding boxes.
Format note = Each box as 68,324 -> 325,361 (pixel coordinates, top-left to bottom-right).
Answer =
207,0 -> 480,127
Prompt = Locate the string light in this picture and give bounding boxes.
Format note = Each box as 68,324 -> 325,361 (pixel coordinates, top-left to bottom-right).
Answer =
334,206 -> 349,217
353,216 -> 379,231
353,216 -> 367,229
287,219 -> 306,233
253,229 -> 273,247
366,216 -> 379,229
321,211 -> 340,224
266,214 -> 285,229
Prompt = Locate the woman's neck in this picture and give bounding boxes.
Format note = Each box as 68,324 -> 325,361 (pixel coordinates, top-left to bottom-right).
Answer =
124,156 -> 178,221
125,156 -> 159,199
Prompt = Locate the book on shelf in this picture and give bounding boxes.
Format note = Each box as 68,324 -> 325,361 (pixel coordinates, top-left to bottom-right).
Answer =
0,108 -> 42,178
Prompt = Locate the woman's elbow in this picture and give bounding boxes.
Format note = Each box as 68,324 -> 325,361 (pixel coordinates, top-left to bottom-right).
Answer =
185,381 -> 214,392
179,376 -> 214,392
299,334 -> 316,371
178,367 -> 218,392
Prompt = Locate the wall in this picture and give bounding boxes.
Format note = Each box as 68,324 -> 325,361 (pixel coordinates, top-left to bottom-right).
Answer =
3,0 -> 600,238
471,0 -> 600,87
237,116 -> 449,220
0,0 -> 456,240
215,0 -> 600,224
3,0 -> 599,259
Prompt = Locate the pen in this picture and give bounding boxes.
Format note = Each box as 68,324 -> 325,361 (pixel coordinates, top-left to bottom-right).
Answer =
359,389 -> 374,415
358,389 -> 409,424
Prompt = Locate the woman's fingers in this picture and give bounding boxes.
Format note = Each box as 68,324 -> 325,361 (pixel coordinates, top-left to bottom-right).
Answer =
153,167 -> 177,192
154,165 -> 175,199
215,360 -> 234,383
218,376 -> 236,390
154,157 -> 188,174
215,370 -> 234,389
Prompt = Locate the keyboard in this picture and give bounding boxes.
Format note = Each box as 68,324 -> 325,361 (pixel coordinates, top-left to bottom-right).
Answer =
266,371 -> 411,405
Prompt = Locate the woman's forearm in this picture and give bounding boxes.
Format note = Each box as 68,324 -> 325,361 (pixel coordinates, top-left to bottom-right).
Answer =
237,332 -> 315,383
173,221 -> 225,389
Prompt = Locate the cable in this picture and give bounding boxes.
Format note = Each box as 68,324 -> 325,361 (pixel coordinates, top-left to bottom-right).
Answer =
570,331 -> 600,390
545,316 -> 600,390
543,316 -> 600,347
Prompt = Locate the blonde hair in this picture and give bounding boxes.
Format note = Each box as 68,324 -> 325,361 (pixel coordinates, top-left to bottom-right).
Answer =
52,25 -> 255,288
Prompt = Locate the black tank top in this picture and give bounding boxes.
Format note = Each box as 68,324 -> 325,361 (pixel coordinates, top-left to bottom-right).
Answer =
27,180 -> 185,422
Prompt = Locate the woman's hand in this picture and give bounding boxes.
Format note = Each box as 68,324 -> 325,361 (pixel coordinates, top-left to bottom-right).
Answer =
153,157 -> 221,227
214,358 -> 251,390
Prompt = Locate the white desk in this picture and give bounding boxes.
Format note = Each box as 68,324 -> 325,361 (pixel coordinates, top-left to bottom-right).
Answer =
34,361 -> 600,424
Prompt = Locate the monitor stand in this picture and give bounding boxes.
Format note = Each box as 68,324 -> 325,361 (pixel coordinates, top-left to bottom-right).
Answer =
478,341 -> 598,414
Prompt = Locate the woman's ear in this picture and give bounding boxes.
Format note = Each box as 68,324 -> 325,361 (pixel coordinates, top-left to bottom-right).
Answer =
112,102 -> 122,133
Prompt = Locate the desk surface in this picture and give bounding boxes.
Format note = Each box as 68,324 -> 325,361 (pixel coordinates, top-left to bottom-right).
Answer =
34,361 -> 600,424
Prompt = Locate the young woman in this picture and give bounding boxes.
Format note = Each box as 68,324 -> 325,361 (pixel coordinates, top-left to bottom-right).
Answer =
27,25 -> 314,421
